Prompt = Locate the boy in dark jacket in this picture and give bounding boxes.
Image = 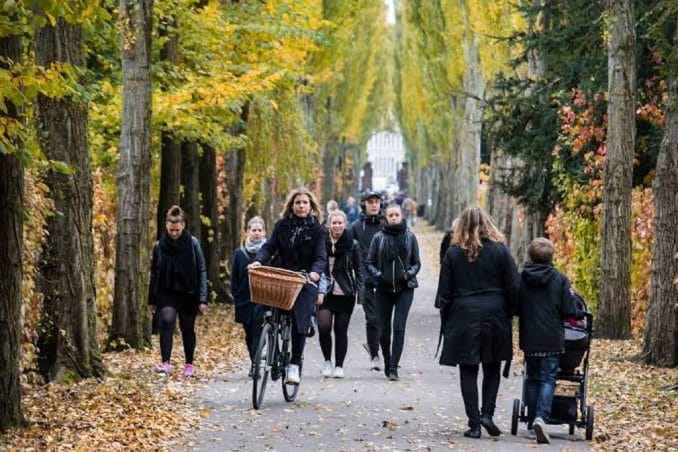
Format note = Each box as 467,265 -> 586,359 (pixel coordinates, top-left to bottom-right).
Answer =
518,237 -> 580,444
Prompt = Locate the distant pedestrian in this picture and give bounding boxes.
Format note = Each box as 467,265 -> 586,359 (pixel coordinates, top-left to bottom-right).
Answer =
231,216 -> 267,377
438,218 -> 459,265
435,205 -> 518,439
324,199 -> 339,225
518,237 -> 582,444
249,187 -> 327,385
318,210 -> 363,379
348,190 -> 385,371
149,205 -> 208,377
343,196 -> 360,223
366,203 -> 421,381
402,197 -> 414,227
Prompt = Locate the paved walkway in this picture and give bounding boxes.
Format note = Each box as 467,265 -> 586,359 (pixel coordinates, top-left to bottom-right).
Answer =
192,227 -> 589,451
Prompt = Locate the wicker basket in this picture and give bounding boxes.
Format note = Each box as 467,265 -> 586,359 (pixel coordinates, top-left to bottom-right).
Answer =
248,266 -> 307,310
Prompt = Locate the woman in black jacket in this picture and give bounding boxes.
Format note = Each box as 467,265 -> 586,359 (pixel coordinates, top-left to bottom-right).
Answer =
366,203 -> 421,381
149,205 -> 208,377
318,210 -> 363,379
250,187 -> 327,386
435,206 -> 519,439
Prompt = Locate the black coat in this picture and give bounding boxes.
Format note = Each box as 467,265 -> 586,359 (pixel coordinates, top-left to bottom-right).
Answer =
436,240 -> 518,366
324,233 -> 364,299
255,216 -> 327,332
230,247 -> 264,325
349,214 -> 383,299
366,229 -> 421,293
518,263 -> 579,355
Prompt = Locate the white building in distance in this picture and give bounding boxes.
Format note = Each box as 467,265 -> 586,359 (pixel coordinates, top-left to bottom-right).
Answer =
365,130 -> 406,193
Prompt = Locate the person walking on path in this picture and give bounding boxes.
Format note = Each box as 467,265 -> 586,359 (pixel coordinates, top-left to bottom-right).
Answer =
249,187 -> 327,385
230,216 -> 267,377
518,237 -> 582,444
343,196 -> 360,224
366,203 -> 421,381
435,205 -> 519,439
349,190 -> 385,371
318,210 -> 364,379
149,205 -> 208,377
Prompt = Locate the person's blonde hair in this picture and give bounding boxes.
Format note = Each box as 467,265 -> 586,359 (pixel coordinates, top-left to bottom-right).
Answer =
282,187 -> 323,223
528,237 -> 554,264
247,216 -> 266,231
452,206 -> 505,262
327,209 -> 347,224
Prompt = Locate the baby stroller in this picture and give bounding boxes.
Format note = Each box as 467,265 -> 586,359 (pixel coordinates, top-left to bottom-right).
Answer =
511,291 -> 595,440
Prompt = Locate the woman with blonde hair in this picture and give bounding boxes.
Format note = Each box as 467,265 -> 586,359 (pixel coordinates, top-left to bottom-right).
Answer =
435,206 -> 519,439
250,187 -> 327,385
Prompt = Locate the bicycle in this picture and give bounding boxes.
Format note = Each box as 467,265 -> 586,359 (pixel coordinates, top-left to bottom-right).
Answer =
250,269 -> 316,410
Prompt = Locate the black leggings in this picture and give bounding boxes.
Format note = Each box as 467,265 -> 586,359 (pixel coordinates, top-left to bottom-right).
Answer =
242,322 -> 263,363
158,306 -> 197,364
318,309 -> 352,367
459,361 -> 501,427
376,289 -> 414,370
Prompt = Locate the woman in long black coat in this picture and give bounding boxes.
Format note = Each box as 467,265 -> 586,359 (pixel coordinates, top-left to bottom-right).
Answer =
435,206 -> 518,439
251,187 -> 327,386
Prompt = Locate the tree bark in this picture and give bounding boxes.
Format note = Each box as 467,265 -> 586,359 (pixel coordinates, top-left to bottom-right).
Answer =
642,27 -> 677,366
156,15 -> 181,239
34,16 -> 104,380
180,141 -> 201,239
110,0 -> 154,349
598,0 -> 635,339
0,30 -> 24,430
200,144 -> 222,302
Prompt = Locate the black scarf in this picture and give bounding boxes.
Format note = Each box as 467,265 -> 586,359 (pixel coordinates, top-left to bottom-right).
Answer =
287,214 -> 317,248
381,220 -> 408,261
359,211 -> 383,225
327,230 -> 351,257
158,230 -> 197,295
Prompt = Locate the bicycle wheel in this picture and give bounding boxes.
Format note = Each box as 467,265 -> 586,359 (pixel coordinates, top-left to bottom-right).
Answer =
252,322 -> 273,409
281,336 -> 300,402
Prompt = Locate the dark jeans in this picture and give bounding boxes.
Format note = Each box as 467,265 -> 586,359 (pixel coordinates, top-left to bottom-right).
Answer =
242,321 -> 263,364
362,286 -> 380,358
525,356 -> 560,424
158,306 -> 197,364
290,314 -> 306,366
459,361 -> 501,427
318,309 -> 352,367
376,288 -> 414,371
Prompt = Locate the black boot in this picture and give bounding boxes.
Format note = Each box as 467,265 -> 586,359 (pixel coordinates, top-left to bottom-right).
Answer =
463,425 -> 481,438
480,414 -> 502,436
388,368 -> 399,381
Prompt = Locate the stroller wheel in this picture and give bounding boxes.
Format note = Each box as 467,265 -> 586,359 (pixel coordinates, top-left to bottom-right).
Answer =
585,405 -> 594,440
511,398 -> 520,436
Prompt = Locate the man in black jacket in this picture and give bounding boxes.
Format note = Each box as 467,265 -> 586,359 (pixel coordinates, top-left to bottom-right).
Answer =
349,190 -> 384,370
518,237 -> 581,444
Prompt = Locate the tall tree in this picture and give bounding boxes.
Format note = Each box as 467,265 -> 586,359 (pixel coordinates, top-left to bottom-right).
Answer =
180,141 -> 201,238
598,0 -> 635,338
34,13 -> 104,381
156,14 -> 181,240
199,143 -> 222,301
0,22 -> 24,430
642,26 -> 677,366
110,0 -> 153,349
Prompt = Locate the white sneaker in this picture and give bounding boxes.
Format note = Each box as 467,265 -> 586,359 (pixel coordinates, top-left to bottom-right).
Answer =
370,356 -> 381,371
533,417 -> 550,444
332,366 -> 344,378
285,364 -> 300,385
321,360 -> 333,377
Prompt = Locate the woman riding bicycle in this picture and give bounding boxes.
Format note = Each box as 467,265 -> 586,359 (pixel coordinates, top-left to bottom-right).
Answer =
249,187 -> 327,385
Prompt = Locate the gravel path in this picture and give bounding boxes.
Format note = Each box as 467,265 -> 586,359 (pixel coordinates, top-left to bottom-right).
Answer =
191,227 -> 590,451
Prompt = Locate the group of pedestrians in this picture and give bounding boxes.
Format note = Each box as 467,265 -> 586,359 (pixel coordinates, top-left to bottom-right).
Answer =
148,191 -> 581,445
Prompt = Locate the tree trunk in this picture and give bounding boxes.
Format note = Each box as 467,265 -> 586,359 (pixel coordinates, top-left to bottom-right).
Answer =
180,141 -> 201,239
598,0 -> 635,339
34,16 -> 104,380
110,0 -> 153,349
642,28 -> 677,365
0,30 -> 24,430
157,132 -> 181,239
200,144 -> 223,302
156,15 -> 181,239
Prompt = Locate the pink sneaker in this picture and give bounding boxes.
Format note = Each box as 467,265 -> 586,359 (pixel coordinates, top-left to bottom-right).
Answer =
156,362 -> 171,374
183,363 -> 195,377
